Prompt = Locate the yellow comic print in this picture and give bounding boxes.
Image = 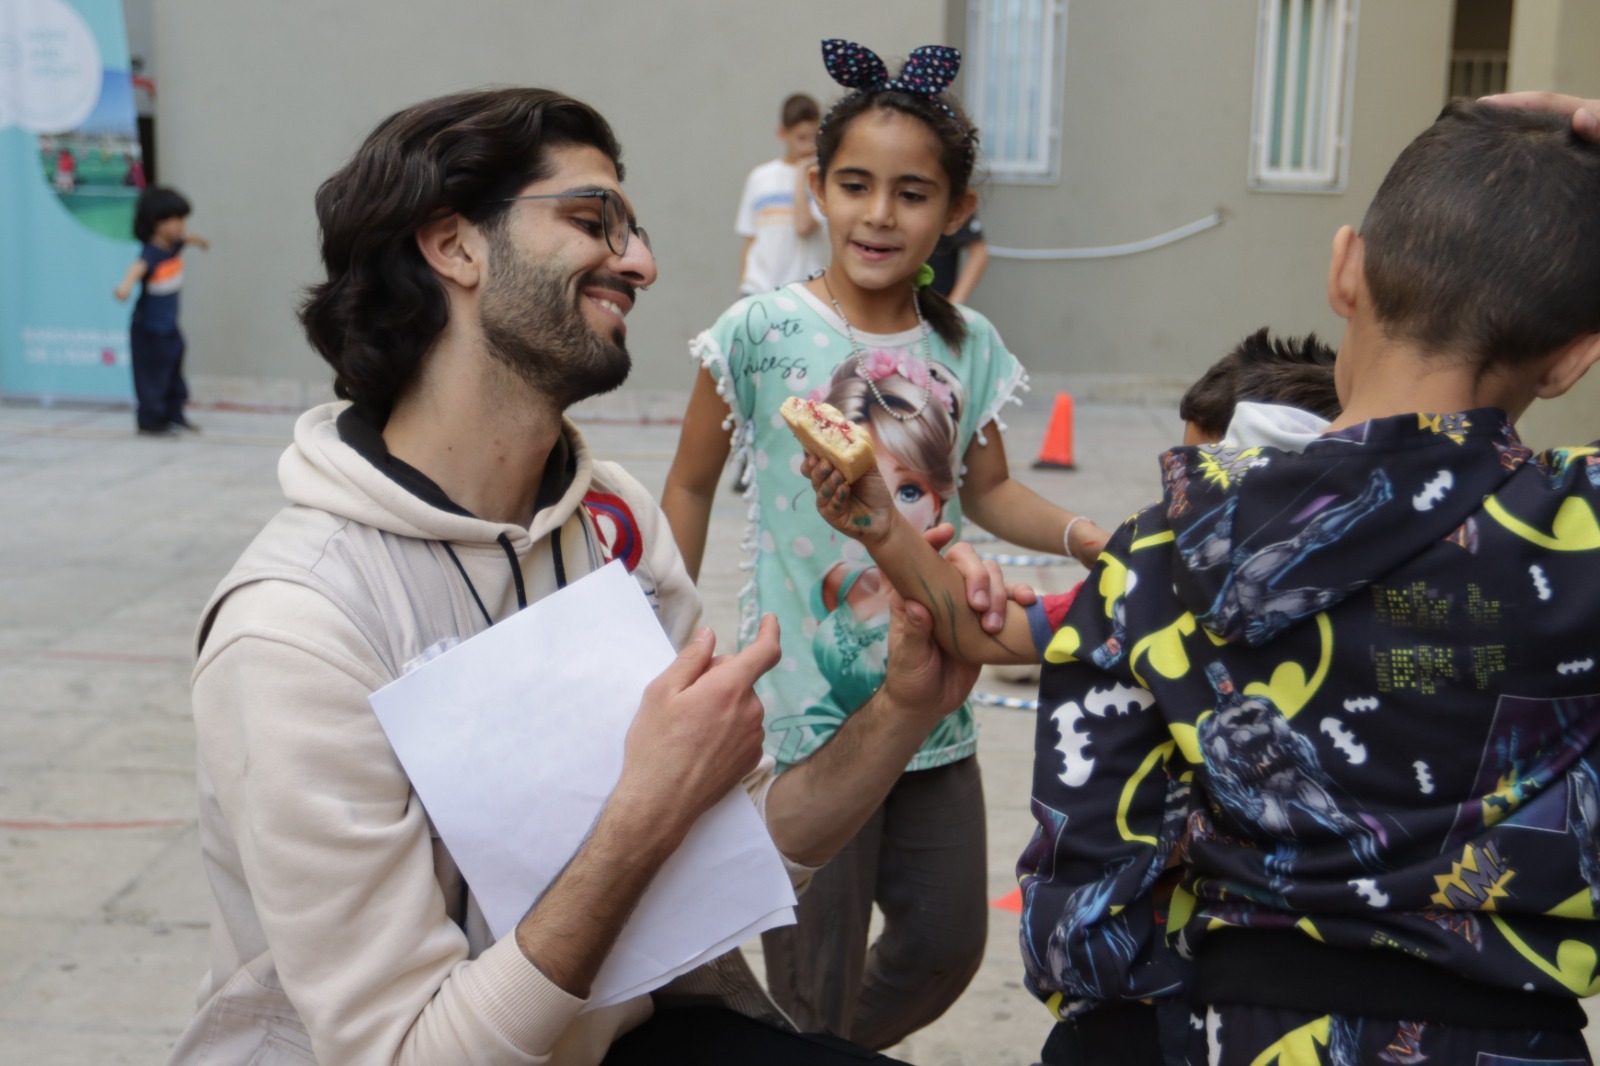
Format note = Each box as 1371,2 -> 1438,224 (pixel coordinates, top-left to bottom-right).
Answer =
1129,613 -> 1199,686
1417,412 -> 1470,445
1241,613 -> 1333,720
1483,494 -> 1600,552
1247,1015 -> 1333,1066
1430,840 -> 1515,911
1489,914 -> 1600,995
1197,445 -> 1266,491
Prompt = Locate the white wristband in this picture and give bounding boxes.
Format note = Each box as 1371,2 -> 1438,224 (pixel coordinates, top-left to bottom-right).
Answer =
1063,515 -> 1093,560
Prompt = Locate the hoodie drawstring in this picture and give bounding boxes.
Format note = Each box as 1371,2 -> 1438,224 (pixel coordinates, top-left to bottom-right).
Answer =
440,527 -> 562,629
497,532 -> 535,605
441,543 -> 493,628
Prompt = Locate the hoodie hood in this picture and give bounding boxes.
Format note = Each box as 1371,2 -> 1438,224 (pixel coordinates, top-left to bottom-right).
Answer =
1223,401 -> 1330,452
278,401 -> 596,552
1162,408 -> 1530,647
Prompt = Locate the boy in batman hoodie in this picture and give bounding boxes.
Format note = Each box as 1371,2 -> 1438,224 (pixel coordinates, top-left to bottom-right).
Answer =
800,99 -> 1600,1064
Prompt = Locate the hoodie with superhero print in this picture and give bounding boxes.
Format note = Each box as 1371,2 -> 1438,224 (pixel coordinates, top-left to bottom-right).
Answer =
1018,408 -> 1600,1028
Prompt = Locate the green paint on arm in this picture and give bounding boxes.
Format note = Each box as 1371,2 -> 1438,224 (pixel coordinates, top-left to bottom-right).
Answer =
941,589 -> 964,660
916,574 -> 965,660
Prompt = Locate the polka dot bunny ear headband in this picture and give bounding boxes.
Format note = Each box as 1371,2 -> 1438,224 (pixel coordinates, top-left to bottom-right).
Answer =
822,39 -> 961,95
820,39 -> 973,158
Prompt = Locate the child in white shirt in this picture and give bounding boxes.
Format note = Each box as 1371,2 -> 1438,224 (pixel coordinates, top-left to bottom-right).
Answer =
735,93 -> 827,296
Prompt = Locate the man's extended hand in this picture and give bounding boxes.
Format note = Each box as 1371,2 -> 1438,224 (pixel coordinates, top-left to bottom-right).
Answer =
1481,91 -> 1600,142
617,616 -> 780,841
518,618 -> 780,995
932,523 -> 1039,634
763,593 -> 982,866
881,591 -> 982,733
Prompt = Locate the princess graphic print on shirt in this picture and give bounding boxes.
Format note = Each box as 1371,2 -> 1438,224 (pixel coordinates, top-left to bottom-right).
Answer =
692,283 -> 1027,770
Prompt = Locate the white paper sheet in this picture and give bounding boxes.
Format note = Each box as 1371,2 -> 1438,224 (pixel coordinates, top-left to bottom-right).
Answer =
369,560 -> 796,1010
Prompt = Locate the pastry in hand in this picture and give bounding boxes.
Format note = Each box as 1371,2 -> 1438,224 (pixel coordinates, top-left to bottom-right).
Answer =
780,396 -> 876,483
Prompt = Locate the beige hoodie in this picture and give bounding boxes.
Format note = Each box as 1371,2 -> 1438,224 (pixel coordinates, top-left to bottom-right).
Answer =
169,402 -> 798,1066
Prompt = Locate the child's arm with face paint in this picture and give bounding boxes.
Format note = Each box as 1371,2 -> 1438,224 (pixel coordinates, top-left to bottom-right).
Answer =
804,453 -> 1039,666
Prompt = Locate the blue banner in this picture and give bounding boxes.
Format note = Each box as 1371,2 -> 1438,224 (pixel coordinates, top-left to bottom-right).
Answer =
0,0 -> 143,400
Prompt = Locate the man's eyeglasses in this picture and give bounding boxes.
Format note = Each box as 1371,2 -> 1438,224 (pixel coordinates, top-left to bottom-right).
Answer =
488,189 -> 650,259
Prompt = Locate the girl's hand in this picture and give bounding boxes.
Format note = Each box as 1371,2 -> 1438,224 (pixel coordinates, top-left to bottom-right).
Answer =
802,453 -> 895,545
113,284 -> 131,302
1068,518 -> 1113,567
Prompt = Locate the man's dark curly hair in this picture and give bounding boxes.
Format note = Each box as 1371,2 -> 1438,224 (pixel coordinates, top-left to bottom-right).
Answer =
298,87 -> 623,418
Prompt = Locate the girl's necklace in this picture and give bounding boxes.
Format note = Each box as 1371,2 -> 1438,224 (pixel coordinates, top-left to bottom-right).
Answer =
821,270 -> 933,423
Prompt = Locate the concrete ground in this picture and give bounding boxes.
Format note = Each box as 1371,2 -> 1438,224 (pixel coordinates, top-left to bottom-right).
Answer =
2,394 -> 1595,1064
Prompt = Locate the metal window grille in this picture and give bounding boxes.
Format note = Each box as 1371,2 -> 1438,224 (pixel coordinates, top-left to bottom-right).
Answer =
1448,50 -> 1507,99
964,0 -> 1069,183
1249,0 -> 1359,192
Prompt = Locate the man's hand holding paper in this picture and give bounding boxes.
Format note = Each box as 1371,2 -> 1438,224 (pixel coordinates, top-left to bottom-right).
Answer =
370,562 -> 796,1010
619,615 -> 780,849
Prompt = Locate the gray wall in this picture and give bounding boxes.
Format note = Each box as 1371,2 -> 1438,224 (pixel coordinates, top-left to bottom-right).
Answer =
150,0 -> 946,410
960,0 -> 1456,413
121,0 -> 153,79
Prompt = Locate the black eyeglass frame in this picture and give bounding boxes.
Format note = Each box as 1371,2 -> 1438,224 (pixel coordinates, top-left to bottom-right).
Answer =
486,189 -> 650,259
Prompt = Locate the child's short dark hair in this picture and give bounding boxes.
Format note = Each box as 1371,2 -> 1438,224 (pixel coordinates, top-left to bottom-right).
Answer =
1179,328 -> 1340,440
133,187 -> 191,243
1361,99 -> 1600,370
781,93 -> 820,128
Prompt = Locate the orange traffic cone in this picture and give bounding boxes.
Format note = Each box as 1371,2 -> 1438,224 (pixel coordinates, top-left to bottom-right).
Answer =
1032,392 -> 1077,470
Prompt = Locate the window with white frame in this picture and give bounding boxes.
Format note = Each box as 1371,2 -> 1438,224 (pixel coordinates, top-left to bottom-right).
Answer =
1250,0 -> 1359,192
964,0 -> 1068,183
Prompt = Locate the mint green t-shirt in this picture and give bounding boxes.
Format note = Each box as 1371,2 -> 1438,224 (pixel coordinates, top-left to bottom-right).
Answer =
692,283 -> 1028,771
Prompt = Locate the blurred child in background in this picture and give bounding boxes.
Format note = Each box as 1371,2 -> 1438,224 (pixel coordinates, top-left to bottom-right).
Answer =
115,186 -> 209,437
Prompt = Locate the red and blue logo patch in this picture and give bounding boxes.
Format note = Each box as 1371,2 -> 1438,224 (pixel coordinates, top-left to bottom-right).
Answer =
583,492 -> 643,572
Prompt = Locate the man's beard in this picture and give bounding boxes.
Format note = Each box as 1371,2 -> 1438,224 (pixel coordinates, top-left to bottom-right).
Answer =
479,230 -> 633,409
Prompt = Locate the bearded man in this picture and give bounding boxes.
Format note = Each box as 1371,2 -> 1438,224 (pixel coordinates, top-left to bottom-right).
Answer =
168,88 -> 1008,1066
